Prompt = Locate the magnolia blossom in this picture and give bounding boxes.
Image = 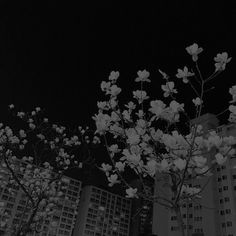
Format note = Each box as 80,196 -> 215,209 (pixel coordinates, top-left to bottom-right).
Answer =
93,112 -> 111,134
156,159 -> 170,172
135,70 -> 151,83
115,162 -> 125,172
229,105 -> 236,115
229,85 -> 236,103
215,153 -> 227,165
192,97 -> 202,106
186,43 -> 203,61
173,158 -> 186,171
108,174 -> 120,187
214,52 -> 231,71
125,187 -> 138,198
180,185 -> 201,196
133,90 -> 149,104
108,71 -> 120,83
125,128 -> 140,145
176,66 -> 195,83
161,81 -> 177,97
149,100 -> 166,117
192,155 -> 207,168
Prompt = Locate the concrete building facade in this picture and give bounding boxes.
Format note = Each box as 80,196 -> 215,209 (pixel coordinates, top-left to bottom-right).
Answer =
152,114 -> 236,236
0,167 -> 81,236
73,185 -> 132,236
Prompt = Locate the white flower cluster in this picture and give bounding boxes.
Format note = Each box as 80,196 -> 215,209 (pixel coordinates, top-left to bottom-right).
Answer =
0,106 -> 99,234
93,43 -> 235,204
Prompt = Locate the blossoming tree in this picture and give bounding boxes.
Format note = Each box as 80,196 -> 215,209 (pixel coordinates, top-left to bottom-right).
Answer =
0,106 -> 100,236
93,43 -> 236,236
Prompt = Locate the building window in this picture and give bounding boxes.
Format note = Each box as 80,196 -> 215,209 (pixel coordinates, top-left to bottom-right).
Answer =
171,226 -> 179,231
225,197 -> 230,202
223,186 -> 228,191
220,210 -> 224,215
226,221 -> 232,227
222,175 -> 227,180
219,188 -> 222,193
225,209 -> 231,214
233,175 -> 236,179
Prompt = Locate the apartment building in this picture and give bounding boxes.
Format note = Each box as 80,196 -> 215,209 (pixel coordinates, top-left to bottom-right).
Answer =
152,113 -> 236,236
73,185 -> 132,236
129,179 -> 154,236
0,161 -> 82,236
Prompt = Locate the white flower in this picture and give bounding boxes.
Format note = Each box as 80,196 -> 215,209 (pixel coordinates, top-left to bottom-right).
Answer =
109,144 -> 120,153
215,153 -> 227,165
9,104 -> 14,109
192,97 -> 202,106
169,101 -> 184,113
125,187 -> 138,198
100,163 -> 112,175
125,101 -> 136,110
214,52 -> 231,71
192,156 -> 207,168
186,43 -> 203,61
93,112 -> 111,134
229,105 -> 236,115
108,71 -> 120,83
149,100 -> 166,117
145,159 -> 158,177
161,82 -> 177,97
109,85 -> 122,97
108,174 -> 120,187
156,159 -> 170,172
19,129 -> 26,138
135,70 -> 151,83
101,81 -> 111,92
173,158 -> 186,171
115,162 -> 125,172
125,128 -> 140,145
97,101 -> 108,110
133,90 -> 149,104
229,85 -> 236,103
176,66 -> 195,83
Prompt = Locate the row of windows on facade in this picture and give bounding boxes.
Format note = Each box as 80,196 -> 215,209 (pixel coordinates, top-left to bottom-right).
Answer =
171,215 -> 203,221
89,204 -> 130,215
219,197 -> 231,203
85,222 -> 128,232
91,188 -> 131,204
218,186 -> 236,192
217,174 -> 236,181
171,225 -> 203,232
90,193 -> 131,205
84,229 -> 127,236
86,217 -> 129,228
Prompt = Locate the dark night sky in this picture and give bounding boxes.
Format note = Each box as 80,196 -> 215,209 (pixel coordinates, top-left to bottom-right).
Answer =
0,1 -> 236,192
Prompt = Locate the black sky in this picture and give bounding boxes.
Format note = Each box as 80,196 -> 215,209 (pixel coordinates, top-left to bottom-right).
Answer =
0,1 -> 236,191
